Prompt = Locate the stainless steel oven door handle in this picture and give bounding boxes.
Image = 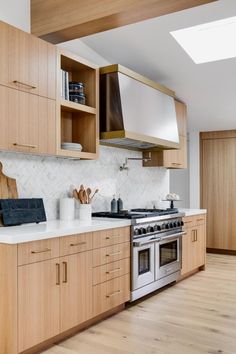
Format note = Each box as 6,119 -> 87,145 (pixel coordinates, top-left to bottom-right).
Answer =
159,231 -> 186,241
133,237 -> 161,247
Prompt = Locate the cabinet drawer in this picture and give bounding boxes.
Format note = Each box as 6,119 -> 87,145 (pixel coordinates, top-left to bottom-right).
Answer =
93,274 -> 130,316
93,258 -> 130,286
183,214 -> 206,229
92,242 -> 130,267
92,227 -> 130,249
60,232 -> 93,256
18,238 -> 59,266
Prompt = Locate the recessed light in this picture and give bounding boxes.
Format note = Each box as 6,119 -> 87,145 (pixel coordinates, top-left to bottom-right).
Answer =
170,16 -> 236,64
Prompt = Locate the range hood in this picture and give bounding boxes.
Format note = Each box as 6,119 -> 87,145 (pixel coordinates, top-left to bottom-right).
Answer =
100,65 -> 179,150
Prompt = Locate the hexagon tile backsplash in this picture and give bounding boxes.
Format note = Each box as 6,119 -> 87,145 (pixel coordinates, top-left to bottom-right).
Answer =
0,146 -> 169,220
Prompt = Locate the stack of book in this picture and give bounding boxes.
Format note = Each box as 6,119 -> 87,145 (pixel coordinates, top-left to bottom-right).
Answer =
61,70 -> 69,100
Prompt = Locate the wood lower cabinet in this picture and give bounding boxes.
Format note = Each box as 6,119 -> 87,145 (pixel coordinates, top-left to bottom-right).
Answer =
18,259 -> 60,352
181,214 -> 206,277
60,251 -> 93,332
0,226 -> 130,354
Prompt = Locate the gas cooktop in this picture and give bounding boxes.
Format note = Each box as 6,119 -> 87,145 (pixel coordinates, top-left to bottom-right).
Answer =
92,208 -> 179,219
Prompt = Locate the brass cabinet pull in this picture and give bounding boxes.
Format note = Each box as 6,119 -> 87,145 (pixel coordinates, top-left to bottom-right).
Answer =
172,163 -> 182,165
197,218 -> 204,221
70,242 -> 86,247
56,263 -> 60,285
184,221 -> 192,224
106,290 -> 122,298
106,251 -> 121,257
106,235 -> 120,240
191,230 -> 195,242
106,267 -> 121,274
13,142 -> 37,149
31,248 -> 51,254
13,80 -> 37,89
195,230 -> 198,242
62,261 -> 68,283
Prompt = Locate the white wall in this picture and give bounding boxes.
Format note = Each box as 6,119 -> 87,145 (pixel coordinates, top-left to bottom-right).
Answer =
189,131 -> 200,208
0,0 -> 30,32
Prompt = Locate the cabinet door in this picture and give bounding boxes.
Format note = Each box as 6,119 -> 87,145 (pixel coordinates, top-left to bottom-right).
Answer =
181,228 -> 194,275
0,21 -> 9,87
0,86 -> 9,150
163,135 -> 187,168
193,224 -> 206,269
18,259 -> 60,352
60,251 -> 93,332
38,97 -> 56,155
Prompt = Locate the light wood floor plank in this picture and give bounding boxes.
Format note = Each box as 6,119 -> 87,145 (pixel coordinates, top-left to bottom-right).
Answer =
43,254 -> 236,354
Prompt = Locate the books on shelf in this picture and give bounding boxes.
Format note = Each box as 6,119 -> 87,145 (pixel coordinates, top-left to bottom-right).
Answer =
61,70 -> 69,100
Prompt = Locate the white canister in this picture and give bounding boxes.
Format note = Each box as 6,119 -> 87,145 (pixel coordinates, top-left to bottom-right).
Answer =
60,198 -> 75,221
79,204 -> 92,223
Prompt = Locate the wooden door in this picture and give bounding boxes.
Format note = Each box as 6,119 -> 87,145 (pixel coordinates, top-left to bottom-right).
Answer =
201,132 -> 236,250
0,86 -> 9,150
193,224 -> 206,268
181,228 -> 192,275
38,97 -> 56,154
0,21 -> 9,87
60,251 -> 93,332
18,259 -> 60,352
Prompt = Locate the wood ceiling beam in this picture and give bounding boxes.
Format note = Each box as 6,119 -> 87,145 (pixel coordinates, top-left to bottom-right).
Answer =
31,0 -> 217,44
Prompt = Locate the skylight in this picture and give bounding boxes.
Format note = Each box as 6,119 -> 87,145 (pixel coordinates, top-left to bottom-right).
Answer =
170,16 -> 236,64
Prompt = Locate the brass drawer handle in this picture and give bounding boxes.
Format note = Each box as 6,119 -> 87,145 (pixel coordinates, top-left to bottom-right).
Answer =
13,142 -> 37,149
184,221 -> 192,224
31,248 -> 51,254
172,163 -> 181,165
197,218 -> 204,221
106,290 -> 122,298
106,251 -> 121,257
70,242 -> 86,247
13,80 -> 37,89
106,235 -> 120,240
62,261 -> 68,283
56,263 -> 60,285
106,267 -> 121,274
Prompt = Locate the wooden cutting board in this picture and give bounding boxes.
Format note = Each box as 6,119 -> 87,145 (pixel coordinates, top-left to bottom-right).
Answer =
0,162 -> 18,226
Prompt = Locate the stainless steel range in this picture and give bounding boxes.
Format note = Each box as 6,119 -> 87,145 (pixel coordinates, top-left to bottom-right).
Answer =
93,208 -> 185,301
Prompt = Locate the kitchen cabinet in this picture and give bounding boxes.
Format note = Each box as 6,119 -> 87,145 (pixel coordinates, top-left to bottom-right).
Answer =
143,100 -> 187,169
181,214 -> 206,277
0,21 -> 56,100
0,86 -> 56,155
18,259 -> 60,352
60,251 -> 93,332
0,226 -> 130,354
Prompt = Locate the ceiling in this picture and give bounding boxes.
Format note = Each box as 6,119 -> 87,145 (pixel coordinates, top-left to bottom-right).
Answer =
77,0 -> 236,132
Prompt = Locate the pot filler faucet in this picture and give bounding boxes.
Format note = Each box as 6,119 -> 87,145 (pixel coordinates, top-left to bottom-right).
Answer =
119,152 -> 151,171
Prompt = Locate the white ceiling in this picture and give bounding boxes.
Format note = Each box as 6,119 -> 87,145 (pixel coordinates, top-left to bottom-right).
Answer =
79,0 -> 236,132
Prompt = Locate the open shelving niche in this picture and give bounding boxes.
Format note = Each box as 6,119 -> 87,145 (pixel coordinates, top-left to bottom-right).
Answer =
57,49 -> 99,159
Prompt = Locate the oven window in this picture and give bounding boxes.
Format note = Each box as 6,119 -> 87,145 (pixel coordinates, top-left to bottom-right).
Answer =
138,248 -> 150,275
160,240 -> 178,267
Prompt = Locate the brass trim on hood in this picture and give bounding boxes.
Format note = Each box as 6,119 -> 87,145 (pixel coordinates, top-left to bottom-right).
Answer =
100,64 -> 175,98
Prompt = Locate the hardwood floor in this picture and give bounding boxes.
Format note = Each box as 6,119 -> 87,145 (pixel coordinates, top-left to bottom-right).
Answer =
43,254 -> 236,354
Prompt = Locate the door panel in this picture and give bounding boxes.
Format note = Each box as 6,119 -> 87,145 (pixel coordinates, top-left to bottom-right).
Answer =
60,251 -> 93,332
202,137 -> 236,250
18,259 -> 60,352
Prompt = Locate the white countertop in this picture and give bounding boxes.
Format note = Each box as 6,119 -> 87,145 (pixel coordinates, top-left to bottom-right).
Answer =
0,218 -> 132,244
180,208 -> 207,217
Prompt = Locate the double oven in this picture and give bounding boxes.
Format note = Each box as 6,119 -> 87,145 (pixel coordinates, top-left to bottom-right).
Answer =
131,214 -> 185,301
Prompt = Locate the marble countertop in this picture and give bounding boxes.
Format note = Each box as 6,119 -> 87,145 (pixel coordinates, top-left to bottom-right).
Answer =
0,218 -> 132,244
180,208 -> 207,217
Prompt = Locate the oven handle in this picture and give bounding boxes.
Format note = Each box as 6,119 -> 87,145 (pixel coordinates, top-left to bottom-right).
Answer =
133,231 -> 186,247
159,231 -> 186,242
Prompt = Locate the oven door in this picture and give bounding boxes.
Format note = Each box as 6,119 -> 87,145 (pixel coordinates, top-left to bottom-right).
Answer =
132,241 -> 155,290
155,234 -> 182,280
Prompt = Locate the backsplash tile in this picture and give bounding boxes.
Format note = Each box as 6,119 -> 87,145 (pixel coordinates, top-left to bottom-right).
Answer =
0,146 -> 169,220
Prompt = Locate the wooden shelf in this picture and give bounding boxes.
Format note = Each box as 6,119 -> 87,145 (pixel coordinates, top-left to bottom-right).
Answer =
61,99 -> 96,114
57,149 -> 98,160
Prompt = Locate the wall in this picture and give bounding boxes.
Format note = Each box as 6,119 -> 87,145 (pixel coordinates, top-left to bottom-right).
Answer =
189,131 -> 200,208
0,0 -> 30,32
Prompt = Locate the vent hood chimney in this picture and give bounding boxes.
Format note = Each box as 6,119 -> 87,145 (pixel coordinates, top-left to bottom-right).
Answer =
100,65 -> 179,150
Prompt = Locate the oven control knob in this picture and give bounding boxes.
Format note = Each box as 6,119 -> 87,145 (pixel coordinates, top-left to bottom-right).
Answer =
153,224 -> 161,231
134,228 -> 139,236
147,226 -> 154,233
177,221 -> 181,227
165,223 -> 170,229
173,222 -> 177,228
169,222 -> 173,228
181,221 -> 184,226
140,227 -> 146,234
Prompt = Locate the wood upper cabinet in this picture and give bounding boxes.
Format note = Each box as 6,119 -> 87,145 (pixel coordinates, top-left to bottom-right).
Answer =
181,215 -> 206,277
60,251 -> 93,332
1,86 -> 56,155
18,259 -> 60,352
143,100 -> 187,169
0,20 -> 56,100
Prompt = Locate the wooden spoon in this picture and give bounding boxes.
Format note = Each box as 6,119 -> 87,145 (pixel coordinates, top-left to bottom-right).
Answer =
73,189 -> 79,200
90,188 -> 99,201
78,189 -> 84,204
86,188 -> 92,204
83,189 -> 88,204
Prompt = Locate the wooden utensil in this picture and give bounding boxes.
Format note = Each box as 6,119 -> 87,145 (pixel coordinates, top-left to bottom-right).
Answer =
73,189 -> 79,200
78,189 -> 85,204
0,162 -> 18,226
86,188 -> 92,203
83,189 -> 88,204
